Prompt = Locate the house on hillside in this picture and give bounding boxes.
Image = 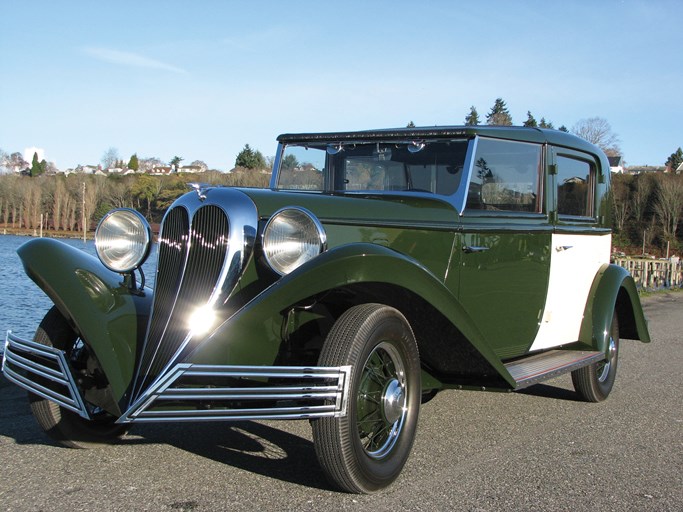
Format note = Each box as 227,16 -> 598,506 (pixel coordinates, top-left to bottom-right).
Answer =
150,166 -> 173,176
625,165 -> 665,175
608,156 -> 624,173
179,165 -> 203,173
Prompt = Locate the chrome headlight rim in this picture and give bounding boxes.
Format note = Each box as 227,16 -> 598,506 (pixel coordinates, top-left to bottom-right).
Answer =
262,206 -> 327,276
95,208 -> 152,274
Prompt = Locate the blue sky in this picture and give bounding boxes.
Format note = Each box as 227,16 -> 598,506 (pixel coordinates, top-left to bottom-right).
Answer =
1,0 -> 681,170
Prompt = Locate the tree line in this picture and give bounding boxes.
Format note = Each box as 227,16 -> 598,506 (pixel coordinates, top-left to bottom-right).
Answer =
611,172 -> 683,255
1,167 -> 681,255
0,170 -> 270,233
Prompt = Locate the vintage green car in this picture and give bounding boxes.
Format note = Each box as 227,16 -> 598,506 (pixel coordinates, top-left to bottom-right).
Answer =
3,126 -> 650,493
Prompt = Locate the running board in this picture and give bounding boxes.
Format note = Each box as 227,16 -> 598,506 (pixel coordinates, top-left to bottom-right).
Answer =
505,349 -> 604,389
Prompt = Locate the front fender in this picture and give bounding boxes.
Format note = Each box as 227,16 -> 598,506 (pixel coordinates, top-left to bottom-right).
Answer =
580,263 -> 651,353
188,243 -> 515,387
17,238 -> 152,402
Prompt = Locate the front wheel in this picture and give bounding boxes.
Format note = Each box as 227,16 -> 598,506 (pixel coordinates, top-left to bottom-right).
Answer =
312,304 -> 421,493
572,312 -> 620,402
29,307 -> 128,448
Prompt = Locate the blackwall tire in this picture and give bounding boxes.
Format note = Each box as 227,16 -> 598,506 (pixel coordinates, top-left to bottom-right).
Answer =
572,312 -> 620,402
28,307 -> 128,448
312,304 -> 421,493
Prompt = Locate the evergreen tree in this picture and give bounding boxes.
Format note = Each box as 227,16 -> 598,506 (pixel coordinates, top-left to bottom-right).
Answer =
30,152 -> 44,177
523,111 -> 537,127
558,125 -> 569,132
666,147 -> 683,172
128,153 -> 139,171
170,156 -> 183,170
464,106 -> 480,126
235,144 -> 266,170
406,121 -> 416,128
539,117 -> 554,129
486,98 -> 512,126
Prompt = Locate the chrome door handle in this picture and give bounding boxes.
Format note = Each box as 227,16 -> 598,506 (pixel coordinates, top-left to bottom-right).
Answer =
462,246 -> 490,254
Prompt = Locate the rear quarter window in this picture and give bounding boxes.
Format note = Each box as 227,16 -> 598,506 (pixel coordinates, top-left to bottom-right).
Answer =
556,155 -> 595,218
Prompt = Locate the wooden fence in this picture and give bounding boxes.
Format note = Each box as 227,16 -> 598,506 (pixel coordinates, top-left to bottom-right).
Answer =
613,257 -> 683,290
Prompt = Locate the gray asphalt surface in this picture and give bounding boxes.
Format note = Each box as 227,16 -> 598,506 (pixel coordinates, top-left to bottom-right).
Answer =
1,293 -> 681,511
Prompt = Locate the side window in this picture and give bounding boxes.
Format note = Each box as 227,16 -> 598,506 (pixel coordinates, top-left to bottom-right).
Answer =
276,145 -> 325,191
465,138 -> 542,212
556,155 -> 594,217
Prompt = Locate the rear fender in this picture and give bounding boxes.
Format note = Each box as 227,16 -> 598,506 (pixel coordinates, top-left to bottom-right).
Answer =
17,238 -> 152,404
189,243 -> 516,387
580,263 -> 651,353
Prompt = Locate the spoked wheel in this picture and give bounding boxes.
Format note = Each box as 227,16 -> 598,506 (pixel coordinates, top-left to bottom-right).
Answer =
29,307 -> 128,448
312,304 -> 421,493
572,312 -> 620,402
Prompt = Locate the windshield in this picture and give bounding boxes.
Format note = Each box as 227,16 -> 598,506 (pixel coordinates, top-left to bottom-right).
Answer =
275,140 -> 469,196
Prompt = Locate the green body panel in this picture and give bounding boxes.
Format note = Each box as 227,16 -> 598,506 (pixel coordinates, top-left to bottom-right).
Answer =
242,189 -> 460,279
579,263 -> 651,352
456,218 -> 552,358
17,238 -> 151,401
187,242 -> 516,388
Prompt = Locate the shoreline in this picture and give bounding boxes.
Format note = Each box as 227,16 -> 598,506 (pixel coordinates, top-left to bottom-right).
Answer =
1,228 -> 92,240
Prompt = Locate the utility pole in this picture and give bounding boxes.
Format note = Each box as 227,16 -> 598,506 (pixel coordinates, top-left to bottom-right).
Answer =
82,182 -> 86,243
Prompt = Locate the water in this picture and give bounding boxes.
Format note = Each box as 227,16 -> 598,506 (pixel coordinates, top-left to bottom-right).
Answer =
0,234 -> 156,342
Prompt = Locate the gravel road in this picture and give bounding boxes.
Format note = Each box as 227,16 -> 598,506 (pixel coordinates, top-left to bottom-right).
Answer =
1,293 -> 681,511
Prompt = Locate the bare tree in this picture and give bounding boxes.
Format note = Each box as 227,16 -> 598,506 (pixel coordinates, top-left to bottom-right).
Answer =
138,157 -> 164,173
101,147 -> 120,169
0,149 -> 8,174
104,178 -> 133,208
631,174 -> 655,227
21,178 -> 43,229
0,175 -> 21,224
190,160 -> 208,172
643,216 -> 659,253
611,174 -> 632,234
82,176 -> 105,230
51,177 -> 69,230
653,174 -> 683,243
572,117 -> 621,156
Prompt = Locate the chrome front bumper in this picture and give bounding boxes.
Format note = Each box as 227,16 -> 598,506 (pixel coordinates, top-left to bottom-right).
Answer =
2,331 -> 91,419
3,330 -> 351,424
118,363 -> 351,423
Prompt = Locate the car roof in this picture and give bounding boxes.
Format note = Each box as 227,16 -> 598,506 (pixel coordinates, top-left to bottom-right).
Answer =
277,125 -> 602,156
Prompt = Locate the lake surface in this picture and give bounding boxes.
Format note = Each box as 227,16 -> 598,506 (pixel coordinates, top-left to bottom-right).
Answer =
0,234 -> 156,343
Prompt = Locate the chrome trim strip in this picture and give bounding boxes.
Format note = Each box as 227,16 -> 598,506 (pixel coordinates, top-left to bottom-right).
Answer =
118,363 -> 351,424
2,331 -> 91,419
131,406 -> 339,423
456,135 -> 478,215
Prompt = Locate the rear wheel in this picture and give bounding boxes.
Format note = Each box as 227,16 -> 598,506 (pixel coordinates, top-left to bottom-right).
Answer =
312,304 -> 421,493
29,307 -> 127,448
572,312 -> 619,402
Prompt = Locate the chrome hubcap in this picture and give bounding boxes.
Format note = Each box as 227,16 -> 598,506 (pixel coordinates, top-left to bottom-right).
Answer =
597,337 -> 616,383
357,342 -> 407,459
381,378 -> 405,425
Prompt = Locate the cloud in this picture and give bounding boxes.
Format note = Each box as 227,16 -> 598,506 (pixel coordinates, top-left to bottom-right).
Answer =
83,47 -> 187,74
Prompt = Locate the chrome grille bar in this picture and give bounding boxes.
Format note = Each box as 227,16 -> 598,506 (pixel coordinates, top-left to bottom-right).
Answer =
2,331 -> 90,419
134,205 -> 229,396
119,363 -> 351,423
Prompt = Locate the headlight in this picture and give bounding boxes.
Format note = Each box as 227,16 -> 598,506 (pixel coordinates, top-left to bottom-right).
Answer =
95,208 -> 152,273
262,207 -> 327,275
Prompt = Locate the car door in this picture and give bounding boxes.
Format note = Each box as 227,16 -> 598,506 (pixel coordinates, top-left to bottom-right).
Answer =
528,147 -> 611,351
456,137 -> 552,359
